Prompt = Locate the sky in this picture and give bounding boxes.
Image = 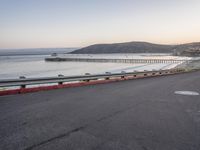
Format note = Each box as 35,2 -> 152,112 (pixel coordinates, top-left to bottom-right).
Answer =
0,0 -> 200,49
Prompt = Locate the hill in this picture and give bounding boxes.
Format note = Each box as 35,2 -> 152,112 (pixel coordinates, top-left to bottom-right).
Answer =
71,42 -> 174,54
70,41 -> 200,57
174,42 -> 200,57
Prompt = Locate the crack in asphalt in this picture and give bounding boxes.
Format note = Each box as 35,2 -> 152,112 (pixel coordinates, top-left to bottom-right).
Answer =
24,126 -> 86,150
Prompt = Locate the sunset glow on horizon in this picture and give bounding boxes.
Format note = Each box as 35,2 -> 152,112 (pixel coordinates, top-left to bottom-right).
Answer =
0,0 -> 200,49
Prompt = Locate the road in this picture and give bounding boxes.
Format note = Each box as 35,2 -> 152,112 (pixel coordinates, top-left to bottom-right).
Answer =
0,71 -> 200,150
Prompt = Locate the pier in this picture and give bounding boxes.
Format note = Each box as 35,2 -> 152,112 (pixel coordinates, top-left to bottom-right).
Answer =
45,57 -> 188,64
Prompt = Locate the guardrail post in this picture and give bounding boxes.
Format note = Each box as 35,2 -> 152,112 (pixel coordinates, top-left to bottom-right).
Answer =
21,85 -> 26,88
58,74 -> 64,85
121,75 -> 125,79
121,71 -> 126,79
84,73 -> 91,82
133,71 -> 137,77
19,76 -> 26,88
105,72 -> 111,80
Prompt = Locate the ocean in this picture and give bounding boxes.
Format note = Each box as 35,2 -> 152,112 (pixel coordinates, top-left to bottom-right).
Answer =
0,55 -> 152,79
0,49 -> 185,80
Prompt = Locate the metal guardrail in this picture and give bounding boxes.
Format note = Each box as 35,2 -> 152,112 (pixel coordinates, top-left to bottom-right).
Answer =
0,69 -> 184,88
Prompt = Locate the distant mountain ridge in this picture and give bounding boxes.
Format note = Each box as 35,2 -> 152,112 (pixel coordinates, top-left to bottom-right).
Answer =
71,41 -> 200,56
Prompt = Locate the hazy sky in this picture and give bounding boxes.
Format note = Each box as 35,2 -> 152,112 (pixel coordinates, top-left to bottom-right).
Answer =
0,0 -> 200,49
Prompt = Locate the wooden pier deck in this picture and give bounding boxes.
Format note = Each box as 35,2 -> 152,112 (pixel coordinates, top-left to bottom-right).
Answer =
45,57 -> 188,64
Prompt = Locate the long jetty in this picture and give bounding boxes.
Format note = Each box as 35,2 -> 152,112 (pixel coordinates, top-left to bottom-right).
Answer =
45,57 -> 188,64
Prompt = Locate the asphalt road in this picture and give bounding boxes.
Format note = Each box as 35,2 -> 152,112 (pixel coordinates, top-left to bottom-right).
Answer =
0,71 -> 200,150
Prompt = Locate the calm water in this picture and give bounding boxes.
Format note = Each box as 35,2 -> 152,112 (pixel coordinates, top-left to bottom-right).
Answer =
0,55 -> 140,79
0,53 -> 180,80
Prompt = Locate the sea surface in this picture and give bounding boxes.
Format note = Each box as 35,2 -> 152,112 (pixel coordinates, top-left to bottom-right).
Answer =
0,52 -> 183,80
